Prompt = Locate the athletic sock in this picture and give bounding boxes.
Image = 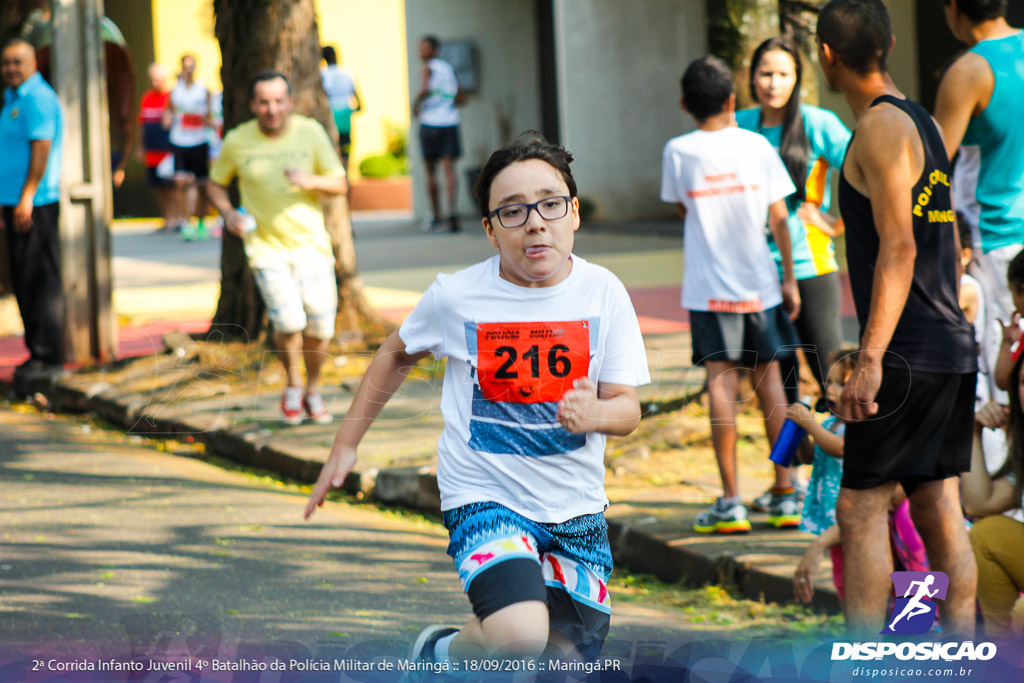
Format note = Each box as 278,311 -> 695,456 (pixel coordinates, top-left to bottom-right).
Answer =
718,496 -> 742,509
771,487 -> 795,496
433,631 -> 458,664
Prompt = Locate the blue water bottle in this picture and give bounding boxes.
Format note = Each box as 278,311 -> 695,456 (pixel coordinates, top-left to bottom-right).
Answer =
768,420 -> 806,467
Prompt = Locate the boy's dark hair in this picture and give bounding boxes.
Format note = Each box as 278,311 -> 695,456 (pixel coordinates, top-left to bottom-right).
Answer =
473,131 -> 577,217
1007,246 -> 1024,290
422,35 -> 440,51
249,69 -> 291,99
322,45 -> 337,65
817,0 -> 892,76
749,38 -> 809,201
948,0 -> 1007,22
956,211 -> 973,254
681,56 -> 734,122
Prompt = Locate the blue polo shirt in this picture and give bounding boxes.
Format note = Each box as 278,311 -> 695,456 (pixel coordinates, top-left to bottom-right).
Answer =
0,72 -> 63,206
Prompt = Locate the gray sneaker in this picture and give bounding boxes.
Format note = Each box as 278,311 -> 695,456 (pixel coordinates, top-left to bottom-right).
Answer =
752,484 -> 806,512
408,624 -> 458,664
693,499 -> 751,534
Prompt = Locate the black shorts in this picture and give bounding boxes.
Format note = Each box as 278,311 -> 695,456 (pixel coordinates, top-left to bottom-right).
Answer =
145,166 -> 172,188
842,369 -> 976,493
419,124 -> 461,162
337,131 -> 351,154
171,143 -> 209,179
689,304 -> 796,368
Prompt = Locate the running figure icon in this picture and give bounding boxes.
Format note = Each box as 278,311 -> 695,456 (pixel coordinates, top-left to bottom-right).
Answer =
889,574 -> 940,631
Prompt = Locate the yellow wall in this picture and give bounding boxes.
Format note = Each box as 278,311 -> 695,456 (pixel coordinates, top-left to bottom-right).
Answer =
149,0 -> 410,180
152,0 -> 222,90
318,0 -> 410,179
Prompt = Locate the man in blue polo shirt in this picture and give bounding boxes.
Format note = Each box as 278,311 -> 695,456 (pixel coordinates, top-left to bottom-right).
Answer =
0,38 -> 64,375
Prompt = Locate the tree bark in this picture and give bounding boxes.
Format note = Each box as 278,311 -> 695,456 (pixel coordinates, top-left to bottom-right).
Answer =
210,0 -> 383,343
780,0 -> 825,107
707,0 -> 780,110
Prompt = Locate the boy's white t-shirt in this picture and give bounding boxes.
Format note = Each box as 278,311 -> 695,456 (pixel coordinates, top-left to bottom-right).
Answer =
660,126 -> 796,312
399,255 -> 651,524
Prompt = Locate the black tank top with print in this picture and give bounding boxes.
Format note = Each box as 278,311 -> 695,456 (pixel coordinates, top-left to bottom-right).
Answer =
839,95 -> 976,374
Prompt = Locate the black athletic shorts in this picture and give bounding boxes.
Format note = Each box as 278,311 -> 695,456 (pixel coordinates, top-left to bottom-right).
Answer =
842,369 -> 976,493
689,304 -> 797,368
419,124 -> 461,162
171,143 -> 210,179
145,166 -> 172,188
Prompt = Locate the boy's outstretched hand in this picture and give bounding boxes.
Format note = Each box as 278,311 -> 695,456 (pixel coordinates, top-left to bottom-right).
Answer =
304,445 -> 358,519
557,377 -> 600,433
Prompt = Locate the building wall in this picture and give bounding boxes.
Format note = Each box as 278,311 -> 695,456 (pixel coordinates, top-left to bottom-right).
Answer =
404,0 -> 544,221
554,0 -> 706,220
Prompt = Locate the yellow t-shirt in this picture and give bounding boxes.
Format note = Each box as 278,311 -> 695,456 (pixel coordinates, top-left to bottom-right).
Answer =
210,115 -> 343,267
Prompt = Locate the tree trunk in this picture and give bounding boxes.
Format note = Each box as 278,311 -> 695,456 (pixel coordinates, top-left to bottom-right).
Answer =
780,0 -> 825,107
210,0 -> 384,343
706,0 -> 780,110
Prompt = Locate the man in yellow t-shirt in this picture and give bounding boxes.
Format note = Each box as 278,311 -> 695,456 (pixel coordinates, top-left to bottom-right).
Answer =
208,70 -> 347,426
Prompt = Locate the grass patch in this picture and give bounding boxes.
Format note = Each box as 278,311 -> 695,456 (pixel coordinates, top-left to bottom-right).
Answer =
610,572 -> 843,638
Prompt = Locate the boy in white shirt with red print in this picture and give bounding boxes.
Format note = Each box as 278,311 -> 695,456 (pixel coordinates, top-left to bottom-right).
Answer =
306,133 -> 649,663
661,55 -> 802,533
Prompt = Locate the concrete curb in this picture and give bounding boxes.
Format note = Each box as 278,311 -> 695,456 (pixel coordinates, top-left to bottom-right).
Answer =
6,344 -> 840,615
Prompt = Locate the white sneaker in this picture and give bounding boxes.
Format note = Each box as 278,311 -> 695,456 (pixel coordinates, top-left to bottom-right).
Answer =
302,392 -> 332,424
280,386 -> 304,425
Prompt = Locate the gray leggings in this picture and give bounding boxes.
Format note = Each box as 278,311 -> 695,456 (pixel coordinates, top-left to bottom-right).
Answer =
781,271 -> 844,404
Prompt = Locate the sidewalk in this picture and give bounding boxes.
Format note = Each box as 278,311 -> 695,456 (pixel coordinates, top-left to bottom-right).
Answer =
0,216 -> 850,615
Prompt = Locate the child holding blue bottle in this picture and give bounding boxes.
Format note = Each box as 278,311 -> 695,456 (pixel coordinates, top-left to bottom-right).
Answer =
787,346 -> 930,605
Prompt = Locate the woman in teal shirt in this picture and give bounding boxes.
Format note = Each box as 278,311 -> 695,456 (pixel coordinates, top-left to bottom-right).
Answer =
737,37 -> 851,407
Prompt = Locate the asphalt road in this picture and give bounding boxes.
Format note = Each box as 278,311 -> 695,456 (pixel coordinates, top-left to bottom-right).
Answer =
0,409 -> 693,669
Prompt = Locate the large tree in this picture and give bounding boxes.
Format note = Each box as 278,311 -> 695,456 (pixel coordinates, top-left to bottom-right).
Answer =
211,0 -> 383,342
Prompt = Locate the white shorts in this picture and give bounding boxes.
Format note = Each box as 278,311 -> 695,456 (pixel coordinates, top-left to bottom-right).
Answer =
252,257 -> 337,339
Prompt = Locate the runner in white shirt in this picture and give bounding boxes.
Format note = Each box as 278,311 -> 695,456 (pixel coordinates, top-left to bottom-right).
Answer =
162,53 -> 211,233
414,35 -> 464,233
306,134 -> 648,664
661,55 -> 801,534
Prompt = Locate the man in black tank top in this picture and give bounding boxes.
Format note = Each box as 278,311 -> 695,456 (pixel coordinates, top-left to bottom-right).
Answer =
818,0 -> 978,639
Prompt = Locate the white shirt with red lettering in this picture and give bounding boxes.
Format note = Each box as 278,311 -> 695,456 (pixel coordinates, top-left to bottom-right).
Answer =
398,255 -> 650,523
168,79 -> 210,148
660,126 -> 795,312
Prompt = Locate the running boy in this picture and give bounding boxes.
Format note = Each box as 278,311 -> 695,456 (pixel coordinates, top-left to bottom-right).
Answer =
305,133 -> 650,662
660,56 -> 801,533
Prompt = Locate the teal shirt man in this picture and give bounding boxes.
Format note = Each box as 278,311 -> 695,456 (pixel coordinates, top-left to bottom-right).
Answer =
962,32 -> 1024,253
0,71 -> 63,207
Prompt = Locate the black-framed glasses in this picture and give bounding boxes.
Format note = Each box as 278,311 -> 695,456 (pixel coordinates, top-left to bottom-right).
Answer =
487,196 -> 571,229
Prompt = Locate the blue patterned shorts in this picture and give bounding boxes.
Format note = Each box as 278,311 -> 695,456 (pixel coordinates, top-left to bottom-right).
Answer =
443,501 -> 612,658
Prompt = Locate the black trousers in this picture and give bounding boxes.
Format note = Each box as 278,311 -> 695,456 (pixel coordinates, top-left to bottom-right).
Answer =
3,203 -> 64,363
781,271 -> 844,404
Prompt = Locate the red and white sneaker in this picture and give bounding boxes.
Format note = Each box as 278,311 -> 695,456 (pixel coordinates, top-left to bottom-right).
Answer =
281,386 -> 304,425
303,392 -> 332,424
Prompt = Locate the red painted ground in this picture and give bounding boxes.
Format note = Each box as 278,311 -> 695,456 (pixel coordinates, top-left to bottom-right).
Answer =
0,321 -> 211,382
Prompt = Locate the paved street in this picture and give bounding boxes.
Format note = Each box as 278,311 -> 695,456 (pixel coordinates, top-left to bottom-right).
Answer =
0,409 -> 694,666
